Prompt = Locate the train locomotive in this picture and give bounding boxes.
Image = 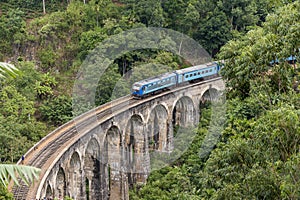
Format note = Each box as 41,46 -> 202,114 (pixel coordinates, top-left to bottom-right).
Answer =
131,62 -> 221,98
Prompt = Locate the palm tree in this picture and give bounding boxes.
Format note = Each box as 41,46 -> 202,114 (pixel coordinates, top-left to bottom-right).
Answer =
0,62 -> 40,187
0,62 -> 20,79
0,164 -> 40,186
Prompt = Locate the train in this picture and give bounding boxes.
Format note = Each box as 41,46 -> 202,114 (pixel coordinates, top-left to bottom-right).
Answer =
131,62 -> 221,98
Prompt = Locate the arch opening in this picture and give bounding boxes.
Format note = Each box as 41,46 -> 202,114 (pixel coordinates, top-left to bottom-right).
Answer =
201,88 -> 219,104
46,184 -> 53,199
105,125 -> 122,199
172,96 -> 197,130
124,114 -> 146,188
199,88 -> 220,118
55,167 -> 66,199
148,105 -> 168,151
69,152 -> 82,200
84,138 -> 102,200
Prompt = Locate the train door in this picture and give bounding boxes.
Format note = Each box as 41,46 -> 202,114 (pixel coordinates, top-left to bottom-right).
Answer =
178,74 -> 184,83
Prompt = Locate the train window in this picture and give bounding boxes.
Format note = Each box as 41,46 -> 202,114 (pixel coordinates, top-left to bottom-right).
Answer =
185,75 -> 188,78
194,73 -> 196,76
205,70 -> 208,73
198,72 -> 200,75
190,74 -> 193,77
202,71 -> 204,74
209,69 -> 212,72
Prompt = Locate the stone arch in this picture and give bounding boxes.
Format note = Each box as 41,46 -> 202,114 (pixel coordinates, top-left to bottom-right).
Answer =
201,88 -> 219,103
84,138 -> 102,200
69,152 -> 82,200
55,167 -> 66,199
147,104 -> 169,151
105,125 -> 122,199
172,96 -> 197,128
199,88 -> 220,116
124,114 -> 146,187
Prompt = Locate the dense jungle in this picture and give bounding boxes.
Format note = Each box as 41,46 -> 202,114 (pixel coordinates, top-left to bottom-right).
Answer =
0,0 -> 299,199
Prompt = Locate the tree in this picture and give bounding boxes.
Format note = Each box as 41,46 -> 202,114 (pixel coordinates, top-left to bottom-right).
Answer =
0,9 -> 26,59
0,63 -> 40,193
131,0 -> 166,27
194,9 -> 232,56
217,0 -> 259,31
218,1 -> 300,98
43,0 -> 46,14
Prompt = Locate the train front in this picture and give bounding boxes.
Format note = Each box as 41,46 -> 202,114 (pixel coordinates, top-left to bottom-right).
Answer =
131,83 -> 143,97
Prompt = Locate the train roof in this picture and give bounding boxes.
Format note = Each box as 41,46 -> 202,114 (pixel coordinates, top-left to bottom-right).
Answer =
176,62 -> 218,74
133,71 -> 177,86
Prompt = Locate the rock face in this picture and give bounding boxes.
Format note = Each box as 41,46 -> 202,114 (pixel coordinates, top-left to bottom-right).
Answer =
13,78 -> 225,200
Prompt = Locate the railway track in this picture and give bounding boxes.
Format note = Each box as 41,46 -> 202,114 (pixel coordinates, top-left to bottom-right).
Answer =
11,77 -> 223,199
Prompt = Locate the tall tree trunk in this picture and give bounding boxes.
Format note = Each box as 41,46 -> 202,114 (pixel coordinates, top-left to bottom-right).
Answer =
43,0 -> 46,14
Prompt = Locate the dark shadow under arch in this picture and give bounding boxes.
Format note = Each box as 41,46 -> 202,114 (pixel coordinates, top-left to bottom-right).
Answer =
84,138 -> 102,200
148,104 -> 168,151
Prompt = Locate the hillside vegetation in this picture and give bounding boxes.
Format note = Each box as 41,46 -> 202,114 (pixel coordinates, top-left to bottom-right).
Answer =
0,0 -> 299,198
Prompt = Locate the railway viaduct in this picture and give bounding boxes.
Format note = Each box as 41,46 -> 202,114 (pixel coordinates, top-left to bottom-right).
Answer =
12,77 -> 225,200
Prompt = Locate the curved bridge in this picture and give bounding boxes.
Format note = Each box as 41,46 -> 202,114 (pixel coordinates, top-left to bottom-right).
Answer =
12,77 -> 224,200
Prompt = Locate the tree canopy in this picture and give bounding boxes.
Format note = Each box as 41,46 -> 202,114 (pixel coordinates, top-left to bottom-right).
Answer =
0,0 -> 299,199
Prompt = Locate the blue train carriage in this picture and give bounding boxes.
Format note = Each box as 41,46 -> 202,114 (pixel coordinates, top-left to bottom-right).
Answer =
131,72 -> 177,98
175,62 -> 220,84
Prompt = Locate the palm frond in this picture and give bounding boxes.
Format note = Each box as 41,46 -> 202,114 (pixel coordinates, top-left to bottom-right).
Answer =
0,164 -> 40,186
0,62 -> 20,79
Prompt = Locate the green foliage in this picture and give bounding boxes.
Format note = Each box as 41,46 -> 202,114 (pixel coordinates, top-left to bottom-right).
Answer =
198,104 -> 300,199
0,0 -> 67,14
0,183 -> 13,200
0,164 -> 40,186
130,3 -> 300,199
194,9 -> 232,56
219,1 -> 300,98
0,62 -> 20,79
0,8 -> 26,58
0,0 -> 300,199
0,85 -> 35,122
34,72 -> 57,99
217,0 -> 259,31
95,64 -> 123,105
39,95 -> 73,126
0,85 -> 47,162
37,46 -> 59,69
127,0 -> 166,27
63,196 -> 73,200
79,28 -> 108,60
7,62 -> 44,100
